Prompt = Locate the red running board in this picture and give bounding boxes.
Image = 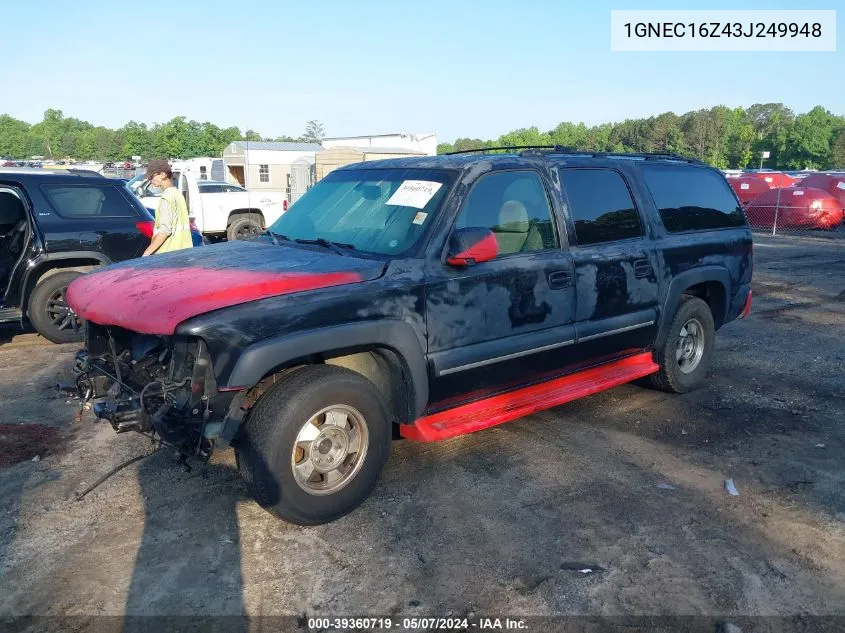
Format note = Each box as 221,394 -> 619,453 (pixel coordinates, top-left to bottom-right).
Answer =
400,352 -> 659,442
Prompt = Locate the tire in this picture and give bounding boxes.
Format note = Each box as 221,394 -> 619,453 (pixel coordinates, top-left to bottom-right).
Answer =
226,214 -> 262,241
235,364 -> 391,525
27,271 -> 85,344
648,295 -> 715,394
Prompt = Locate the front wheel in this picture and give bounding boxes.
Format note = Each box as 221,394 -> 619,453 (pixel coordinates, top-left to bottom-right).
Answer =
649,295 -> 715,393
235,365 -> 391,525
28,271 -> 85,344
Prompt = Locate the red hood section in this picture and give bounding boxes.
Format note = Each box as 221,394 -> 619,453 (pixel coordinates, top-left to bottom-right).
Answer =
66,267 -> 363,335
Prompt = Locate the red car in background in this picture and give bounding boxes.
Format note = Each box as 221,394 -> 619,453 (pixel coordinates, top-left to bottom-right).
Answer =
799,173 -> 845,208
746,171 -> 797,188
744,186 -> 844,230
729,176 -> 770,205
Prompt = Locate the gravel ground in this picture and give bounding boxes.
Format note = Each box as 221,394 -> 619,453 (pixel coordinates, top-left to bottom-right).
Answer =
0,235 -> 844,632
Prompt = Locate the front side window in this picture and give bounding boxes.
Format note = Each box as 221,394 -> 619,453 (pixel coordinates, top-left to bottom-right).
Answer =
259,164 -> 270,183
454,170 -> 558,256
641,165 -> 746,232
198,184 -> 223,194
41,184 -> 138,218
268,168 -> 455,256
559,168 -> 643,246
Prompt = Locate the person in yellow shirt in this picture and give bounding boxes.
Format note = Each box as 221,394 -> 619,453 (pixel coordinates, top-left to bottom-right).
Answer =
142,159 -> 194,256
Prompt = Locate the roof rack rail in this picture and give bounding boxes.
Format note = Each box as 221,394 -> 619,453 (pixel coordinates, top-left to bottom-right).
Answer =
542,147 -> 704,164
443,145 -> 557,155
444,144 -> 704,164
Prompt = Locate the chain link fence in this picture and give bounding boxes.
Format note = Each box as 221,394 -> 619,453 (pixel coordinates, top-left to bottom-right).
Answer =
729,172 -> 845,240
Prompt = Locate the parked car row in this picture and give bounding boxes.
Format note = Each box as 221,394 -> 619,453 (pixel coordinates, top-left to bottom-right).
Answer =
728,171 -> 845,230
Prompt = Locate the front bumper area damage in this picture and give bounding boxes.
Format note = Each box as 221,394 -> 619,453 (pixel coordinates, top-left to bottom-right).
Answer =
68,323 -> 241,462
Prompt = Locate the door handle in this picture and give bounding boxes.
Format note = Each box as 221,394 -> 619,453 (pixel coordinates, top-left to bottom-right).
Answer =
633,259 -> 652,278
548,270 -> 573,289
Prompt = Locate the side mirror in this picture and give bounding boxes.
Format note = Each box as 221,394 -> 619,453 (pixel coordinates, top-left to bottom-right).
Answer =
446,227 -> 498,267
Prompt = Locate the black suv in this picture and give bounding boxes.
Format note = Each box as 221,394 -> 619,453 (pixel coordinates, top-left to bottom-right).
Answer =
67,148 -> 753,525
0,168 -> 155,343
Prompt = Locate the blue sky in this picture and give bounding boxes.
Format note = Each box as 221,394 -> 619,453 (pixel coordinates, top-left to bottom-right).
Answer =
3,0 -> 842,142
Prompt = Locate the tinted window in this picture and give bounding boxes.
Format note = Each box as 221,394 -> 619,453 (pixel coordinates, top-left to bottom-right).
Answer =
641,165 -> 746,232
41,184 -> 138,218
560,169 -> 642,245
198,184 -> 224,193
454,171 -> 557,256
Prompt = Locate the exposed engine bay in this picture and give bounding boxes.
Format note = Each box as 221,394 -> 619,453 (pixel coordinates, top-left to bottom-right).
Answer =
67,323 -> 240,464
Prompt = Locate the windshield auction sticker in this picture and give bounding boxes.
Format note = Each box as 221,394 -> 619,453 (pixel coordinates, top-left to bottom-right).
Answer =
386,180 -> 443,209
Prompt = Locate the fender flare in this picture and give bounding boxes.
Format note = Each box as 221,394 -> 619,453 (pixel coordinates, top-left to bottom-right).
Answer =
20,251 -> 112,309
655,266 -> 731,350
223,320 -> 429,420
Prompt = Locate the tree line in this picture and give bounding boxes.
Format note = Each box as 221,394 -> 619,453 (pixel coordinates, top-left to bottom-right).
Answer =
0,110 -> 326,161
437,104 -> 845,170
2,105 -> 843,170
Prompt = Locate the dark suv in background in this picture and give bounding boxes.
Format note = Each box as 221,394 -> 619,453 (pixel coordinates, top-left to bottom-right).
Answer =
0,168 -> 164,343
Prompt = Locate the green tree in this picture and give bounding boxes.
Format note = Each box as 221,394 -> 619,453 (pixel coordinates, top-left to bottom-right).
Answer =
120,121 -> 151,159
301,120 -> 325,143
831,129 -> 845,169
782,106 -> 837,169
0,114 -> 31,158
498,126 -> 551,148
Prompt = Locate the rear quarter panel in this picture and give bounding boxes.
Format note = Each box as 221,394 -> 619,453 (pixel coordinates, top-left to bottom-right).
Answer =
624,164 -> 753,332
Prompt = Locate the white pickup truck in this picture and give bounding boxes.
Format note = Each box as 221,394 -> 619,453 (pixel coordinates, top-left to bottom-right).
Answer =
127,171 -> 288,241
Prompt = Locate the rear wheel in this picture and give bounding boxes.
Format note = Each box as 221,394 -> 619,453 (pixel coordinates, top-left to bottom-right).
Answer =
235,365 -> 391,525
227,214 -> 262,241
649,295 -> 715,393
28,271 -> 85,344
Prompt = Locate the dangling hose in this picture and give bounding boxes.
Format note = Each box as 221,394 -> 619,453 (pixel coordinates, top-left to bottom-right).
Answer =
74,447 -> 159,501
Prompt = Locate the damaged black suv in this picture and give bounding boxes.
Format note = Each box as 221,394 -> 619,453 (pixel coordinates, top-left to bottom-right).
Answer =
67,147 -> 753,525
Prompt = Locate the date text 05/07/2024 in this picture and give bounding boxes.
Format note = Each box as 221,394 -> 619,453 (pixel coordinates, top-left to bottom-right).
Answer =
306,616 -> 528,630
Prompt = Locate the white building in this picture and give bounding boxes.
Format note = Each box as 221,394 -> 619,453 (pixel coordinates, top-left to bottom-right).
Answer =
222,141 -> 323,191
321,133 -> 438,156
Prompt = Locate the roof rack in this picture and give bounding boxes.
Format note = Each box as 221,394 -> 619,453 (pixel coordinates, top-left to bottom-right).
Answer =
0,167 -> 106,177
444,144 -> 704,164
443,145 -> 556,155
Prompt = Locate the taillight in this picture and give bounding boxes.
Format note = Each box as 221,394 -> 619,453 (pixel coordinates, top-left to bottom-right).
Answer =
741,290 -> 753,318
283,199 -> 288,211
135,220 -> 154,238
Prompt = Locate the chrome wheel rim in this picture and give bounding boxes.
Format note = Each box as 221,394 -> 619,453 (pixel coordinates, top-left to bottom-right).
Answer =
290,405 -> 369,496
676,318 -> 705,374
46,287 -> 82,333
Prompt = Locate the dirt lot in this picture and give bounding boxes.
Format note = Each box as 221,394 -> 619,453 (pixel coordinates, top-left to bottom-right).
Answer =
1,235 -> 844,631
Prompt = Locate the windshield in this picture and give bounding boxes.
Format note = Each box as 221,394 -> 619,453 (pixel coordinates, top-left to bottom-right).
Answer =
126,172 -> 182,199
268,168 -> 455,255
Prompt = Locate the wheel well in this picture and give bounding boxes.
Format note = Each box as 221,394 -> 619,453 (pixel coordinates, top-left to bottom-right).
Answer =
244,347 -> 416,432
227,209 -> 265,227
23,260 -> 102,313
683,281 -> 726,329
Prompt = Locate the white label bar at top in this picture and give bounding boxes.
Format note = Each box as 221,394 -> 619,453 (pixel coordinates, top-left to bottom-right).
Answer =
611,10 -> 836,52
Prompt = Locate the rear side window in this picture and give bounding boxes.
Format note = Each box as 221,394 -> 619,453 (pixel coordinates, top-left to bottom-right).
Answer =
641,165 -> 746,232
41,184 -> 139,218
559,168 -> 643,246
